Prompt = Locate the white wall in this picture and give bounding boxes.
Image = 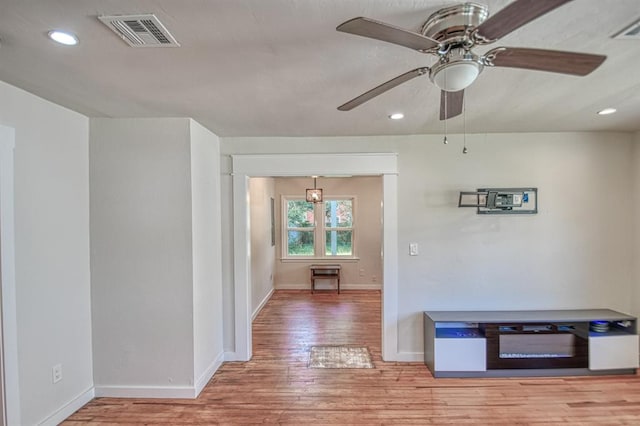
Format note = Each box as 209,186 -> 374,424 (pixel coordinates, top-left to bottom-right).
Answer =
0,81 -> 93,425
249,178 -> 275,317
396,132 -> 633,354
189,120 -> 224,391
222,132 -> 635,358
632,131 -> 640,320
0,123 -> 18,426
90,117 -> 225,397
273,176 -> 382,289
90,118 -> 195,393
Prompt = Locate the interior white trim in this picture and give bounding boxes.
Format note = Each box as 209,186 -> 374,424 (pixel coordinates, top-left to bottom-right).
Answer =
231,153 -> 398,177
194,352 -> 225,397
223,351 -> 244,362
393,352 -> 425,362
0,125 -> 20,426
38,387 -> 94,426
382,174 -> 399,361
232,173 -> 252,360
252,288 -> 274,322
231,153 -> 399,361
94,385 -> 196,399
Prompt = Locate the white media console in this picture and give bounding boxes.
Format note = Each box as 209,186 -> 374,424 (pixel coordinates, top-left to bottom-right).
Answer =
424,309 -> 639,378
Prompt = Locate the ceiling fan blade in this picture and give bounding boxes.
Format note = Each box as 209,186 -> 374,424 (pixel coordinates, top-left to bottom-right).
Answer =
484,47 -> 606,76
474,0 -> 572,42
338,67 -> 428,111
337,17 -> 439,52
440,90 -> 464,120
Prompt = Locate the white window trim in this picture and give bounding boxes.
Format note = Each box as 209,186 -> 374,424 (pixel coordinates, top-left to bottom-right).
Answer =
281,195 -> 357,260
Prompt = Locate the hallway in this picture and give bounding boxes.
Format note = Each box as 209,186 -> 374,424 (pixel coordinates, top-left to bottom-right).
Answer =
66,290 -> 640,424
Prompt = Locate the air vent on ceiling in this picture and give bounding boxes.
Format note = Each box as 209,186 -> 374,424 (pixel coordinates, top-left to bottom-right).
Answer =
613,18 -> 640,40
98,14 -> 180,47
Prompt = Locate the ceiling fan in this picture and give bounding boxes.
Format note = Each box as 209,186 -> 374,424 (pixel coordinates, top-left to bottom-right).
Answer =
336,0 -> 606,120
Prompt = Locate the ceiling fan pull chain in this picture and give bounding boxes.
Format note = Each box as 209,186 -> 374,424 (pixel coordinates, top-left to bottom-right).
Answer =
462,93 -> 468,154
443,74 -> 448,145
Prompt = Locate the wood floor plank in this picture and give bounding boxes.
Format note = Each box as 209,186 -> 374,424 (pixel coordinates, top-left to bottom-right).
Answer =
64,290 -> 640,424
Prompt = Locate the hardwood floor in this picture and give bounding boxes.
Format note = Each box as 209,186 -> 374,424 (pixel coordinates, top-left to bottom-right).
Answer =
66,290 -> 640,425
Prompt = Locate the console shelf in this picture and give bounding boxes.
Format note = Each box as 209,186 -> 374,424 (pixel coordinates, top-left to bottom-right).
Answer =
424,309 -> 638,378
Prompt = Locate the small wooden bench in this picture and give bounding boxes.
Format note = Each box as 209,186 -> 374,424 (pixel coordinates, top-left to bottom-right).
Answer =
310,264 -> 341,294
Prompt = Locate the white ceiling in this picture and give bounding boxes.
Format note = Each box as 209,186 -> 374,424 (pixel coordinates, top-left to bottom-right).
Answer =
0,0 -> 639,137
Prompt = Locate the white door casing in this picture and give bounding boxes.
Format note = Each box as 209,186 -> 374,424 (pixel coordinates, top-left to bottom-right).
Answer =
0,124 -> 20,425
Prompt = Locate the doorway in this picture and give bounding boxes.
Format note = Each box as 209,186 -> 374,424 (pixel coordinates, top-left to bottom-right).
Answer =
231,153 -> 399,362
0,124 -> 19,425
248,175 -> 384,359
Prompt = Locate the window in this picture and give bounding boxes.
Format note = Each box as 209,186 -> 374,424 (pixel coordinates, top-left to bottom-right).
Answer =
284,197 -> 354,258
286,199 -> 315,256
324,199 -> 353,256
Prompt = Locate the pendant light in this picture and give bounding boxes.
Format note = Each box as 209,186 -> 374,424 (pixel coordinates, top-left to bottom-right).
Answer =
306,176 -> 323,203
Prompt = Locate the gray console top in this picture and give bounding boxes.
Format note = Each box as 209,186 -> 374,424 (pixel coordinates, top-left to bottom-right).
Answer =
424,309 -> 635,323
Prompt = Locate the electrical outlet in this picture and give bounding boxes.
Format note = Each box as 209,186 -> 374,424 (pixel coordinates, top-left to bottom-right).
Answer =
52,364 -> 62,384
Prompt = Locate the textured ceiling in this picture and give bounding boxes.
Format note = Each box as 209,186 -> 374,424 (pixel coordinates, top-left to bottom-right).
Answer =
0,0 -> 639,137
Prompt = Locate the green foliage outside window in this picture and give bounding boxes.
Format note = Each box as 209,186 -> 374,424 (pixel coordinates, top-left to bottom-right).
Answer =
288,230 -> 314,255
287,200 -> 314,256
285,198 -> 354,257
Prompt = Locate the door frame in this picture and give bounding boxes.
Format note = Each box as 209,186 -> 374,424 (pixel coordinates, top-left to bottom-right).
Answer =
230,153 -> 399,361
0,124 -> 20,425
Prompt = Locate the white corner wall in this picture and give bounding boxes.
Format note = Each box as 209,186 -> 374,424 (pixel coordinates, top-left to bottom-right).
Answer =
249,177 -> 276,317
189,120 -> 225,393
90,118 -> 195,396
0,81 -> 93,425
222,132 -> 636,360
632,131 -> 640,320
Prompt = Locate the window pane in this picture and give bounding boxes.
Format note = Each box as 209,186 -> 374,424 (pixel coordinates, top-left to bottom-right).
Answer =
288,230 -> 314,256
325,230 -> 352,256
325,200 -> 353,227
287,200 -> 314,227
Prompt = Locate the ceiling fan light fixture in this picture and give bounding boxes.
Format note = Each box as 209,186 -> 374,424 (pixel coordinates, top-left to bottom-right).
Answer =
431,59 -> 482,92
389,113 -> 404,120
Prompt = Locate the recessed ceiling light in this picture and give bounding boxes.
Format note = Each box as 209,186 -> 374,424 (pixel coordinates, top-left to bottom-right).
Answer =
597,107 -> 617,115
389,113 -> 404,120
48,30 -> 79,46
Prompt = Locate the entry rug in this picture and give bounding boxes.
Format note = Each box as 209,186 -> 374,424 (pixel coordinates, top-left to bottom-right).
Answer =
308,346 -> 374,369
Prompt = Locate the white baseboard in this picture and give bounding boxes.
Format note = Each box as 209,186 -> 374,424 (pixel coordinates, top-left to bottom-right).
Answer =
94,384 -> 196,399
252,287 -> 274,321
343,283 -> 382,290
38,386 -> 95,426
195,351 -> 225,396
224,351 -> 248,362
275,283 -> 381,290
80,352 -> 226,405
388,351 -> 424,362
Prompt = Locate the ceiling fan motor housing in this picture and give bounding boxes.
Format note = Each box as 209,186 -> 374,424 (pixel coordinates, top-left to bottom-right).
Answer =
421,2 -> 489,92
421,2 -> 489,50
